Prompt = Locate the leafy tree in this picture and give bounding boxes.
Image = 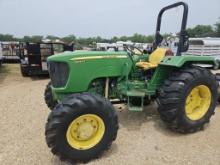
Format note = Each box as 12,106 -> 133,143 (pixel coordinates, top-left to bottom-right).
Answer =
62,35 -> 76,43
22,35 -> 43,42
145,35 -> 154,43
0,34 -> 15,41
214,20 -> 220,37
111,36 -> 119,42
46,35 -> 60,41
187,25 -> 214,37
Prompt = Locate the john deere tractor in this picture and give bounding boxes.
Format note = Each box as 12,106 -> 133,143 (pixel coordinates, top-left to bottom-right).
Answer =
44,2 -> 219,163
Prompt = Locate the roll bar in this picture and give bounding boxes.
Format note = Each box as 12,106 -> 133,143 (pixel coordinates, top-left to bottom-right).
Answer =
154,2 -> 189,55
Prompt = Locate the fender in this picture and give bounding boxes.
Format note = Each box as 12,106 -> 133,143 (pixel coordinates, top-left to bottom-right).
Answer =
159,55 -> 219,69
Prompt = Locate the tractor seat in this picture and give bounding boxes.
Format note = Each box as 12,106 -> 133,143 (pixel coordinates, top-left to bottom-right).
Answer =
136,48 -> 167,70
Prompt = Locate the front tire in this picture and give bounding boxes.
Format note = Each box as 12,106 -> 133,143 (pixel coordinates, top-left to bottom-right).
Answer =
157,66 -> 218,133
45,93 -> 118,163
44,81 -> 58,110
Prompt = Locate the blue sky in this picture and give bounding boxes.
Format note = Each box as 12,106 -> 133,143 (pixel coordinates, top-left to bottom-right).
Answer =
0,0 -> 219,38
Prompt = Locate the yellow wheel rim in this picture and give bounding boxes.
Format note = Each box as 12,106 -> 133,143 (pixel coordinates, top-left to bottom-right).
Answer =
185,85 -> 211,121
66,114 -> 105,150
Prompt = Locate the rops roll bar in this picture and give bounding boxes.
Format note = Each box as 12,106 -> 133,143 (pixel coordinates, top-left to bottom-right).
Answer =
154,2 -> 189,55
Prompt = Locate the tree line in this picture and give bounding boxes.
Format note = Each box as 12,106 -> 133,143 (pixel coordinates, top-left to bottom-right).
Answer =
0,20 -> 219,47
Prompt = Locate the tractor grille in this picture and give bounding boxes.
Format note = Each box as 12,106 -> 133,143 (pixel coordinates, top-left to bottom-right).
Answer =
48,61 -> 69,88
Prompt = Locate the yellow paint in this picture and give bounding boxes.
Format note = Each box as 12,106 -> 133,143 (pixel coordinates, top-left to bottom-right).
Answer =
66,114 -> 105,150
71,55 -> 127,61
185,85 -> 211,121
136,48 -> 167,70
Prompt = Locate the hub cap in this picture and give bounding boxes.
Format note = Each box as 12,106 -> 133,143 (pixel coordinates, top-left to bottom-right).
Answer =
185,85 -> 211,121
66,114 -> 105,150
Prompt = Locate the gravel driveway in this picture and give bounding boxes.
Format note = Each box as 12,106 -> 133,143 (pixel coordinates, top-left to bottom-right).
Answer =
0,64 -> 220,165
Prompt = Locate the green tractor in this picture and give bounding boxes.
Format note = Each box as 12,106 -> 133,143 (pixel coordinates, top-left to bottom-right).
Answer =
44,2 -> 219,163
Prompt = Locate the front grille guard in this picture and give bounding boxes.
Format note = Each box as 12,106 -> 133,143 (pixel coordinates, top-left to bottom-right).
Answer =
48,61 -> 69,88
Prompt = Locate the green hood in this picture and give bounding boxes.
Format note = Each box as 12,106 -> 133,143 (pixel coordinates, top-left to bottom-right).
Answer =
47,50 -> 128,62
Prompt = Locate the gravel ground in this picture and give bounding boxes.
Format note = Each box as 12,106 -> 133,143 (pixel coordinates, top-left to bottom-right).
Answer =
0,64 -> 220,165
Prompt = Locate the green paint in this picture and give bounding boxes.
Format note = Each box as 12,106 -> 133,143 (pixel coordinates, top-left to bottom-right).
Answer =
48,51 -> 133,100
146,66 -> 173,95
48,50 -> 219,105
160,55 -> 217,68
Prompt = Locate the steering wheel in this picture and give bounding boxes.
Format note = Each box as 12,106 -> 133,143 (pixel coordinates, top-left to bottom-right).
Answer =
123,44 -> 143,55
160,37 -> 169,47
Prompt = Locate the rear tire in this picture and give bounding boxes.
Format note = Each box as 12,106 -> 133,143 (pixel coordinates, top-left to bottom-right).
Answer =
45,93 -> 118,163
44,81 -> 58,110
157,66 -> 218,133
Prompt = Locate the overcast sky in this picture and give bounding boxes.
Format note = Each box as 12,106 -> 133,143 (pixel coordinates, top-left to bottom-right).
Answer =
0,0 -> 219,38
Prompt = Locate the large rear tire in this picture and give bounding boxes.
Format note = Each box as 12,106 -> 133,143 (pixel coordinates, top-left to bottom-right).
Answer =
44,81 -> 58,110
45,93 -> 118,163
157,66 -> 218,133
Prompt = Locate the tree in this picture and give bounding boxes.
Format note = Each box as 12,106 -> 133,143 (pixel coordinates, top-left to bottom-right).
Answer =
187,25 -> 214,37
62,35 -> 76,43
46,35 -> 60,41
0,34 -> 15,41
22,35 -> 43,42
145,35 -> 154,43
214,20 -> 220,37
111,36 -> 119,43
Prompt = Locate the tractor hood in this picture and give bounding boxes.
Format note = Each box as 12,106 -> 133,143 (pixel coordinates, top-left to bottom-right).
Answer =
47,50 -> 128,62
47,50 -> 133,97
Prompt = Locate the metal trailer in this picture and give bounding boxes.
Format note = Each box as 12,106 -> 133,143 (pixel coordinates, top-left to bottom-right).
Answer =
1,42 -> 20,63
0,43 -> 3,65
186,38 -> 220,56
19,42 -> 73,76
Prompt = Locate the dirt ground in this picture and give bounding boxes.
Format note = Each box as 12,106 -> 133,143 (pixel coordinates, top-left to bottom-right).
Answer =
0,64 -> 220,165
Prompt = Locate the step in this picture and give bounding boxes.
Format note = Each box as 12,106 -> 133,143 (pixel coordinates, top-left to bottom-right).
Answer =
128,106 -> 143,112
126,90 -> 145,97
127,95 -> 145,112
